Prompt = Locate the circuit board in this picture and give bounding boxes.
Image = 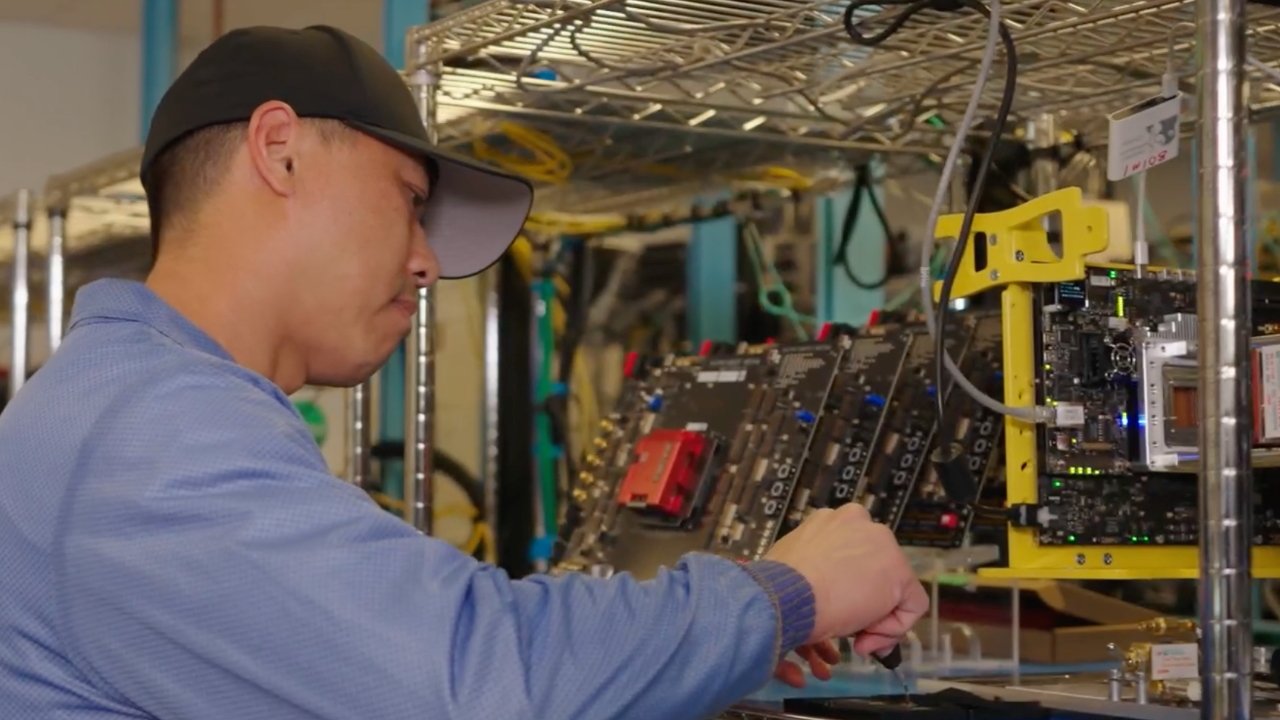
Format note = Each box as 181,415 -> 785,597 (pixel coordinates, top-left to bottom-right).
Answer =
780,328 -> 913,534
556,339 -> 846,578
1032,266 -> 1280,546
1036,268 -> 1146,477
1036,471 -> 1280,546
897,314 -> 1006,548
858,318 -> 980,528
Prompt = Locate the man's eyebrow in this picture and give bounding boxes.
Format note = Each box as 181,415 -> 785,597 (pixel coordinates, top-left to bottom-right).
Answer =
401,168 -> 429,197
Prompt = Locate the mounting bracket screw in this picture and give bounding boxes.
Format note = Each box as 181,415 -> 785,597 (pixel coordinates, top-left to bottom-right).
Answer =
1015,250 -> 1025,261
1076,553 -> 1086,565
1104,553 -> 1113,565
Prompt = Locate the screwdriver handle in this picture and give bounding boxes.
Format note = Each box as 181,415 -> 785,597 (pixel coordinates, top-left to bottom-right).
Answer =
874,644 -> 903,670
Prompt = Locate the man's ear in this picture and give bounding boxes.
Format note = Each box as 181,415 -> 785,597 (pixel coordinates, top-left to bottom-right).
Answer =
246,101 -> 300,197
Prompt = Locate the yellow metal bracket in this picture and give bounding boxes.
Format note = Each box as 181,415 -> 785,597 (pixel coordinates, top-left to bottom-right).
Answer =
931,187 -> 1109,302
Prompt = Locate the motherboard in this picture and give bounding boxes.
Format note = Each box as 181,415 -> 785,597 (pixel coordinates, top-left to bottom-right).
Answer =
556,338 -> 847,578
1032,266 -> 1280,546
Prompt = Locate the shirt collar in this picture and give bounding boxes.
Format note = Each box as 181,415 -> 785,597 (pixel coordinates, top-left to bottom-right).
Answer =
67,278 -> 236,362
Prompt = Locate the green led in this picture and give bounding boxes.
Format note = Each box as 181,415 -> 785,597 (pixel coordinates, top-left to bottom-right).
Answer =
1067,534 -> 1077,543
1053,480 -> 1063,488
1131,536 -> 1138,542
1109,270 -> 1117,278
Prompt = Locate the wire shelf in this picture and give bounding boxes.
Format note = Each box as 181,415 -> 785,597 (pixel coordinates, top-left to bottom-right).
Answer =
413,0 -> 1280,201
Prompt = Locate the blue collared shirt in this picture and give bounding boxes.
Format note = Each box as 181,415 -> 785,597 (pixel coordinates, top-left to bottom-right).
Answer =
0,279 -> 814,720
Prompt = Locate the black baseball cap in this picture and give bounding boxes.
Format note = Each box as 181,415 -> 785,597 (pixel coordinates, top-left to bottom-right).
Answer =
140,24 -> 533,279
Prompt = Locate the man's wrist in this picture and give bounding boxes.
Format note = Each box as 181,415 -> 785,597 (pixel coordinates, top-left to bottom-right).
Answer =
737,559 -> 816,657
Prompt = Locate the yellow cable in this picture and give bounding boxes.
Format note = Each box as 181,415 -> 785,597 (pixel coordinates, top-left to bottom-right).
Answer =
472,122 -> 573,184
735,165 -> 814,191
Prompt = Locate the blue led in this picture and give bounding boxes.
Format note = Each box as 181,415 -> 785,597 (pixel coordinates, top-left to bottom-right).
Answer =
796,409 -> 816,425
1119,412 -> 1129,428
647,395 -> 664,412
1138,414 -> 1147,427
926,384 -> 937,399
865,393 -> 886,407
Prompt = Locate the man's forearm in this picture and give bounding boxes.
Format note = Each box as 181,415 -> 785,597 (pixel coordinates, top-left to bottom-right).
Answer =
497,553 -> 815,720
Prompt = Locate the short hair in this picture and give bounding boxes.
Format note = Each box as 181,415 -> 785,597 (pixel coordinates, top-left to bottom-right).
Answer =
145,117 -> 354,257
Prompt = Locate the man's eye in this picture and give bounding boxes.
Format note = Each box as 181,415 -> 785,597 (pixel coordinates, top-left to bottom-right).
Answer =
410,191 -> 428,223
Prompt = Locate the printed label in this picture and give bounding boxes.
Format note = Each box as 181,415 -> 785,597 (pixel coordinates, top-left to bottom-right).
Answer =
1150,643 -> 1199,680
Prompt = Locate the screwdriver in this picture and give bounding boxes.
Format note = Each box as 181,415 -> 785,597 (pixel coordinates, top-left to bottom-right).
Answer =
872,644 -> 912,705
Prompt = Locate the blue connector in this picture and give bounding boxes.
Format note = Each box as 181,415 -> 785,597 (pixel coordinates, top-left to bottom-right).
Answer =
795,409 -> 816,425
528,535 -> 556,562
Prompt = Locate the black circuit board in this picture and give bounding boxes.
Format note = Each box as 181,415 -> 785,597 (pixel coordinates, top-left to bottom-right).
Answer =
1035,471 -> 1280,546
1033,266 -> 1280,546
780,329 -> 913,534
897,314 -> 1006,548
858,319 -> 978,528
557,341 -> 845,578
1036,268 -> 1147,477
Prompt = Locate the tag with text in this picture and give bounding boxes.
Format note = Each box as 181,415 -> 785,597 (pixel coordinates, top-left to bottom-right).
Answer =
1107,93 -> 1182,181
1150,643 -> 1199,680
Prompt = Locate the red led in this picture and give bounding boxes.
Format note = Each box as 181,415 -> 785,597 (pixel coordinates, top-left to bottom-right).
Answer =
817,323 -> 833,341
866,310 -> 882,327
940,512 -> 959,529
623,351 -> 639,378
699,340 -> 713,357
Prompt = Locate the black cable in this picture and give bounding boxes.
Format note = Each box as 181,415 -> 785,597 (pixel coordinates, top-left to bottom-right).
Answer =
843,0 -> 968,47
832,164 -> 892,290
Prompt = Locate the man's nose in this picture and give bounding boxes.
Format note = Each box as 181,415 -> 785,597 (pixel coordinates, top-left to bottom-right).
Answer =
409,233 -> 440,288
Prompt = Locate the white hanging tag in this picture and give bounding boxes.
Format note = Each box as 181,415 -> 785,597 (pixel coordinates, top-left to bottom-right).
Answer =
1106,93 -> 1182,181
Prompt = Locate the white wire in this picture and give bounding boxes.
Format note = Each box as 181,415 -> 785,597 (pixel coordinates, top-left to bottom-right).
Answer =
1134,172 -> 1149,272
918,0 -> 1045,424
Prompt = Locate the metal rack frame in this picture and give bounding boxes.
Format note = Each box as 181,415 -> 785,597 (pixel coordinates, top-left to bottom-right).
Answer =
402,1 -> 1264,717
2,190 -> 33,401
409,1 -> 1280,204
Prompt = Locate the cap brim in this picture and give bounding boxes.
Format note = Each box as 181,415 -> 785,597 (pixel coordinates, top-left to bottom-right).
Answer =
347,120 -> 534,280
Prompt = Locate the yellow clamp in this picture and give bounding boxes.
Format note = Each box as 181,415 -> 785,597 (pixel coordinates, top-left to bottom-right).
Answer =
932,187 -> 1110,302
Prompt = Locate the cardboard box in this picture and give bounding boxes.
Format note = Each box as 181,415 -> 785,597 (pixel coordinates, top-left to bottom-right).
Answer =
927,576 -> 1195,665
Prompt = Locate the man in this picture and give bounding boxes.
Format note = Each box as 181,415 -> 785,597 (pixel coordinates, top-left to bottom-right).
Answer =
0,25 -> 927,720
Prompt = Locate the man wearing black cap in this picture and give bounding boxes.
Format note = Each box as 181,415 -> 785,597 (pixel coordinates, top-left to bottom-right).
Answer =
0,26 -> 926,719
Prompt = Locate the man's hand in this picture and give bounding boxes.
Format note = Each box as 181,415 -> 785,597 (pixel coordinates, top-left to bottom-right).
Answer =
775,640 -> 839,688
764,503 -> 928,656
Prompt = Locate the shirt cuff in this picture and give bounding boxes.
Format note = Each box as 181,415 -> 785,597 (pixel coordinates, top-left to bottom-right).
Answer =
737,560 -> 816,657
